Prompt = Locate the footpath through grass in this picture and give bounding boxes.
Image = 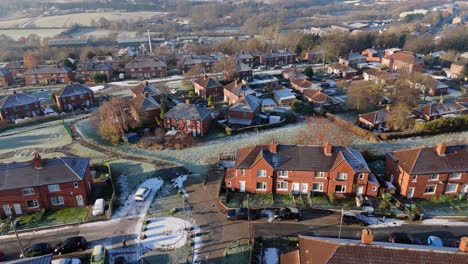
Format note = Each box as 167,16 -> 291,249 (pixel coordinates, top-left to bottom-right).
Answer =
16,207 -> 88,230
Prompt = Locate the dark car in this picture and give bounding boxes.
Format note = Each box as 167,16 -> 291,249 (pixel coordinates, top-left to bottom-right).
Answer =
54,236 -> 88,255
275,207 -> 302,221
340,213 -> 369,226
21,243 -> 53,258
273,65 -> 282,69
389,232 -> 418,244
113,256 -> 127,264
0,251 -> 5,262
227,208 -> 258,220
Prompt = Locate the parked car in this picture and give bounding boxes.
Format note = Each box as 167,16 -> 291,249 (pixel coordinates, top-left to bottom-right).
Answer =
90,245 -> 108,264
388,232 -> 418,244
227,207 -> 259,220
113,256 -> 127,264
92,198 -> 105,216
427,236 -> 443,247
134,187 -> 151,201
52,258 -> 82,264
0,251 -> 5,262
273,65 -> 282,69
340,212 -> 370,226
275,207 -> 302,221
54,236 -> 88,255
20,243 -> 53,258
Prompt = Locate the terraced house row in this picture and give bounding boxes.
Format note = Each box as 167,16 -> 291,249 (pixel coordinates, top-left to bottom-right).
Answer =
224,141 -> 468,199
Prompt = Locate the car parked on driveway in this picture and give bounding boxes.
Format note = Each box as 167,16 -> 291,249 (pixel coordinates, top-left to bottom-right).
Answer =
134,187 -> 151,201
54,236 -> 88,255
388,232 -> 419,244
274,207 -> 302,221
20,243 -> 53,258
340,212 -> 370,226
90,245 -> 108,264
227,207 -> 259,220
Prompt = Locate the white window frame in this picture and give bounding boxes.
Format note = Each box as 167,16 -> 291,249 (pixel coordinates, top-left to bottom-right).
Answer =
449,173 -> 461,180
257,170 -> 267,177
336,173 -> 347,181
359,173 -> 365,180
372,186 -> 378,192
335,185 -> 346,193
26,200 -> 39,209
428,174 -> 438,181
312,183 -> 323,192
446,183 -> 458,193
412,175 -> 417,183
48,184 -> 60,192
277,181 -> 288,190
256,182 -> 267,190
315,171 -> 324,178
424,185 -> 436,194
22,187 -> 34,195
278,170 -> 288,178
73,182 -> 79,189
51,196 -> 64,206
240,169 -> 245,176
227,181 -> 231,187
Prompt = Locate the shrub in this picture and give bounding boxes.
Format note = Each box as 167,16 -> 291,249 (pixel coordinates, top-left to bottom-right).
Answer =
328,193 -> 336,204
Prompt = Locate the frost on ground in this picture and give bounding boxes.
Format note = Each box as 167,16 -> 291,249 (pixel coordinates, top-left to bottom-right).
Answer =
421,218 -> 468,226
113,178 -> 163,219
366,217 -> 406,228
141,217 -> 191,252
191,224 -> 203,264
260,210 -> 275,222
172,175 -> 188,197
115,174 -> 129,207
262,248 -> 279,264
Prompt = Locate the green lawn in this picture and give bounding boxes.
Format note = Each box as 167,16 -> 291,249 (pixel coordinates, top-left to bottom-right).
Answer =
415,197 -> 468,217
222,191 -> 294,209
16,207 -> 88,230
225,242 -> 253,264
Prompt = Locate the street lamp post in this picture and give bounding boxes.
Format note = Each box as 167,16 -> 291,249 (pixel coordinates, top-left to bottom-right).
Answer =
10,217 -> 24,257
338,208 -> 344,240
247,194 -> 252,244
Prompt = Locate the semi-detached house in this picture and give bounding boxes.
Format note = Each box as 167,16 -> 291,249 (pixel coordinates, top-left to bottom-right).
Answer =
225,141 -> 379,197
0,154 -> 94,217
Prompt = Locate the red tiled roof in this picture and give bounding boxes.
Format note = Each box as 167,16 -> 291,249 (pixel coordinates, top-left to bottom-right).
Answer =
193,76 -> 222,89
359,109 -> 389,125
290,78 -> 313,89
393,51 -> 421,65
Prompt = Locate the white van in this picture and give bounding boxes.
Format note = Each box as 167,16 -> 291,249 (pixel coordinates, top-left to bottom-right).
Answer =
134,187 -> 151,202
92,198 -> 105,216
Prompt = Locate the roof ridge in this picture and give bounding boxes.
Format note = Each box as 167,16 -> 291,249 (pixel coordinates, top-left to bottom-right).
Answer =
408,148 -> 423,174
59,157 -> 86,180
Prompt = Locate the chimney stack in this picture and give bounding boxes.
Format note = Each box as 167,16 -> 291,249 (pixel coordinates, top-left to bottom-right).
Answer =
33,153 -> 42,170
185,98 -> 191,105
145,81 -> 149,86
204,74 -> 208,80
459,237 -> 468,252
436,142 -> 446,156
270,139 -> 278,153
324,143 -> 332,156
361,229 -> 374,244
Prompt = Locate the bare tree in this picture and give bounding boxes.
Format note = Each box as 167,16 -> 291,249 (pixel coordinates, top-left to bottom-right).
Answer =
387,103 -> 415,131
293,117 -> 353,146
97,97 -> 137,143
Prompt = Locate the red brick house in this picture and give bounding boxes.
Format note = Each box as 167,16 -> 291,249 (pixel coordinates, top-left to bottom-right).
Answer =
0,91 -> 43,122
358,109 -> 390,131
24,65 -> 74,85
382,51 -> 424,73
281,234 -> 468,264
363,69 -> 398,85
303,90 -> 340,111
448,60 -> 467,79
385,143 -> 468,199
260,50 -> 296,67
125,56 -> 167,79
232,51 -> 254,67
0,68 -> 14,87
412,101 -> 466,121
92,55 -> 123,71
339,52 -> 367,68
290,78 -> 316,93
328,64 -> 358,79
361,48 -> 385,62
55,83 -> 95,112
0,154 -> 94,217
129,82 -> 162,125
163,103 -> 213,136
75,61 -> 113,83
228,95 -> 262,126
224,63 -> 253,83
224,80 -> 255,105
225,141 -> 379,197
177,54 -> 218,74
283,68 -> 308,80
193,75 -> 223,100
3,61 -> 25,77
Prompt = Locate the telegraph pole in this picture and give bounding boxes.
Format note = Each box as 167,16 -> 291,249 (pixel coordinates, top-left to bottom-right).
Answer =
11,218 -> 24,257
247,194 -> 252,244
338,208 -> 344,240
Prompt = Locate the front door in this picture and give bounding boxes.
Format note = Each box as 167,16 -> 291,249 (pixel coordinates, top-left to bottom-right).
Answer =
356,185 -> 364,195
76,195 -> 84,206
301,183 -> 308,194
292,183 -> 300,194
13,203 -> 22,215
407,188 -> 415,199
239,181 -> 246,192
3,205 -> 11,216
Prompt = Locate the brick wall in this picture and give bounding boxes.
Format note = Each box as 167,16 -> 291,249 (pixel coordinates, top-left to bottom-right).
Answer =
25,72 -> 74,85
164,116 -> 212,136
0,102 -> 43,122
57,92 -> 95,112
125,66 -> 167,80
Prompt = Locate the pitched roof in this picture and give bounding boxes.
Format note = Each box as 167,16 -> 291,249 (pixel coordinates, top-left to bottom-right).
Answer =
0,157 -> 90,191
224,81 -> 255,97
131,82 -> 161,97
389,144 -> 468,174
4,60 -> 24,69
164,103 -> 212,120
359,109 -> 389,125
329,63 -> 357,73
230,95 -> 261,113
77,61 -> 112,71
178,54 -> 218,66
413,102 -> 466,117
303,90 -> 340,105
125,57 -> 166,69
290,78 -> 313,89
393,51 -> 422,65
193,76 -> 222,89
261,50 -> 295,59
283,69 -> 308,80
294,235 -> 468,264
232,51 -> 253,61
0,68 -> 12,77
0,93 -> 39,110
24,65 -> 72,75
56,84 -> 93,98
234,144 -> 370,172
234,63 -> 252,72
129,94 -> 160,111
343,52 -> 366,62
